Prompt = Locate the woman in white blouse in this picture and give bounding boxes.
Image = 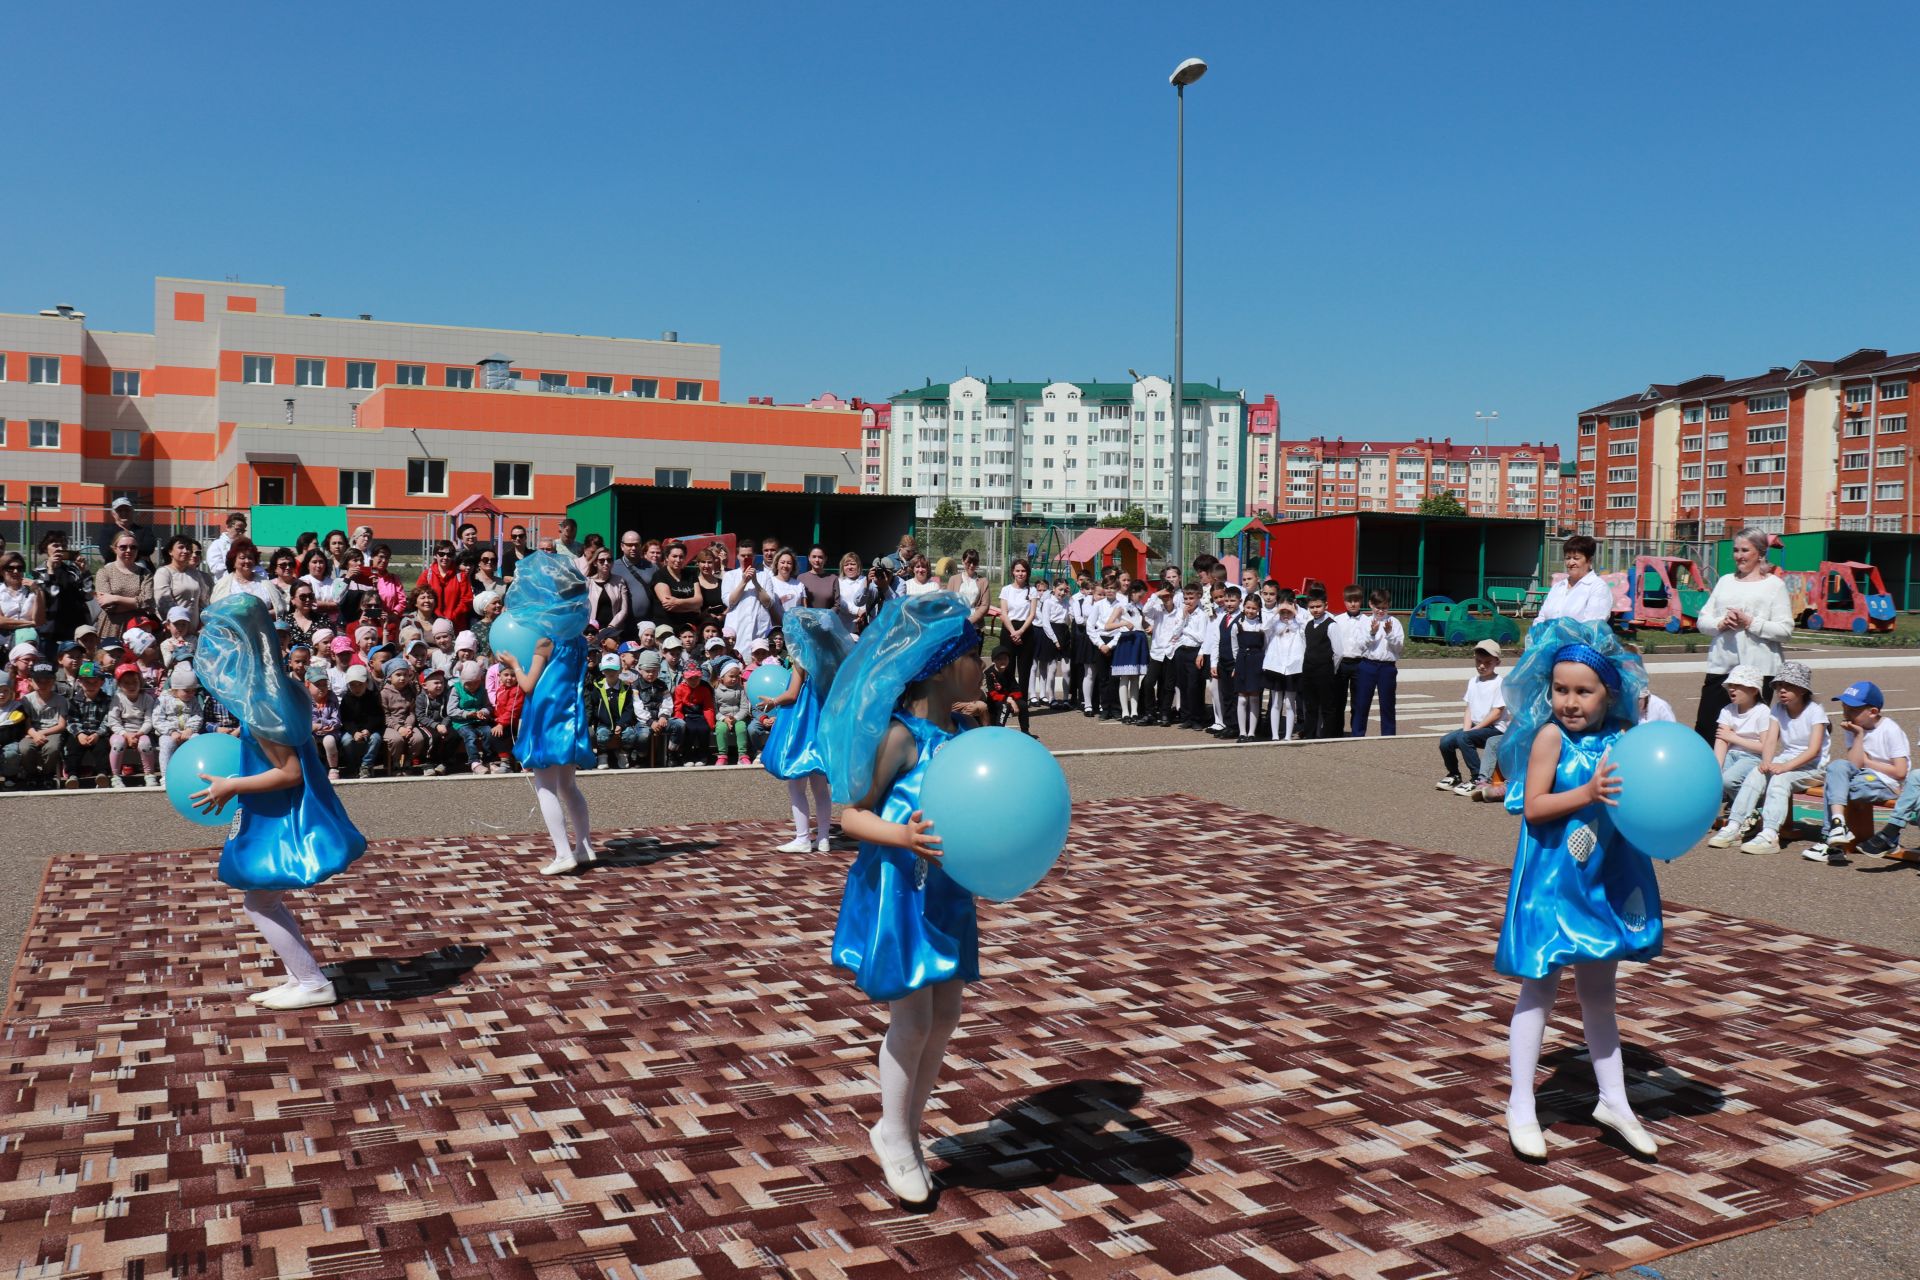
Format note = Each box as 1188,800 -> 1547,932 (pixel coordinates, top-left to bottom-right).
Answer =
998,559 -> 1042,699
902,554 -> 943,598
833,552 -> 872,631
947,548 -> 992,625
1692,526 -> 1794,741
767,548 -> 808,619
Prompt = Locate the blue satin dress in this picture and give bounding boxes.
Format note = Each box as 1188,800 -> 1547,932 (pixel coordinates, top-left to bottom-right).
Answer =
761,672 -> 825,780
1497,727 -> 1663,979
832,713 -> 979,1002
518,636 -> 594,770
218,731 -> 367,891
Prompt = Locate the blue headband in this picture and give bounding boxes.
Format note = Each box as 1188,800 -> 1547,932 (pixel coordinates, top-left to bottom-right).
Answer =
908,621 -> 982,685
1552,641 -> 1622,695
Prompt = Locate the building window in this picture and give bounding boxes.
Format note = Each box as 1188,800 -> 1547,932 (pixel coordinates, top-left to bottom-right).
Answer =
675,381 -> 703,401
1842,485 -> 1868,502
28,484 -> 59,508
1605,467 -> 1637,483
631,378 -> 658,398
1707,432 -> 1729,450
802,474 -> 837,494
1746,393 -> 1788,414
257,475 -> 287,505
29,355 -> 61,385
1744,455 -> 1786,474
1843,452 -> 1869,470
1743,486 -> 1786,504
1882,380 -> 1909,400
575,465 -> 612,499
445,367 -> 474,389
406,458 -> 447,496
537,372 -> 568,391
1878,447 -> 1907,468
1881,415 -> 1908,435
1746,425 -> 1787,444
1706,462 -> 1727,478
29,419 -> 60,448
112,370 -> 142,396
346,361 -> 376,389
339,470 -> 374,506
1607,440 -> 1638,456
730,471 -> 764,491
1682,406 -> 1703,424
291,358 -> 324,388
395,364 -> 426,386
1708,404 -> 1730,421
1846,385 -> 1873,406
1679,436 -> 1701,453
493,461 -> 532,499
655,467 -> 690,488
243,355 -> 274,384
110,430 -> 140,457
1876,482 -> 1906,502
585,375 -> 612,394
1608,412 -> 1638,431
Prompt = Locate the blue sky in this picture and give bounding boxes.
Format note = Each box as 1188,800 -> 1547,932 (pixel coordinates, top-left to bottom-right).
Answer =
12,2 -> 1920,447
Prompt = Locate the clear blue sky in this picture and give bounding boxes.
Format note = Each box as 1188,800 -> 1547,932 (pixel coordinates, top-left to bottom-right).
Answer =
13,2 -> 1920,448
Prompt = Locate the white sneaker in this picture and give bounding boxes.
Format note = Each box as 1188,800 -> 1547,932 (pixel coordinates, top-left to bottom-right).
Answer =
1706,823 -> 1743,849
540,850 -> 581,876
144,774 -> 160,788
1435,775 -> 1461,791
110,775 -> 127,790
1801,842 -> 1832,863
868,1123 -> 930,1204
258,980 -> 337,1010
775,837 -> 814,854
1739,830 -> 1782,855
1826,819 -> 1855,846
815,839 -> 832,853
1453,780 -> 1480,797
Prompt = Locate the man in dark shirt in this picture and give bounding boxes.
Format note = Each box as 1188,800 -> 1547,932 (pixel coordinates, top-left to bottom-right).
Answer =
33,532 -> 94,645
96,498 -> 157,573
499,526 -> 531,581
611,532 -> 662,638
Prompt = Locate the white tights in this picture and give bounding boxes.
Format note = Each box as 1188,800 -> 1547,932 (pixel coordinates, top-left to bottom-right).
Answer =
1116,675 -> 1141,719
876,980 -> 965,1155
1237,693 -> 1260,736
530,764 -> 594,862
1507,961 -> 1632,1127
242,890 -> 326,987
788,774 -> 832,843
1269,688 -> 1296,740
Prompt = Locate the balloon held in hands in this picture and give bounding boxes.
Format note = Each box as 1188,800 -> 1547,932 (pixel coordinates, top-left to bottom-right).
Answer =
918,727 -> 1070,900
168,733 -> 244,827
489,611 -> 542,670
747,663 -> 789,707
1606,721 -> 1720,861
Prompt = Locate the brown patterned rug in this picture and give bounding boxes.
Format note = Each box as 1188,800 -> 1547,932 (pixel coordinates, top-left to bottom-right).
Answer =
4,796 -> 1918,1279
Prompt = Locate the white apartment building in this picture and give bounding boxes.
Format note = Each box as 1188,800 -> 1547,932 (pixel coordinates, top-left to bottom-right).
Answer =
887,376 -> 1245,523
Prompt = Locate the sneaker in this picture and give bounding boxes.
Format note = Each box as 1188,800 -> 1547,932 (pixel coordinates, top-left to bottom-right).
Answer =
489,763 -> 509,774
143,773 -> 160,788
1436,775 -> 1461,791
1453,780 -> 1480,797
1800,843 -> 1830,863
612,751 -> 628,769
716,754 -> 732,767
774,837 -> 814,854
1739,830 -> 1782,856
1857,825 -> 1907,858
110,775 -> 127,790
815,839 -> 832,853
329,768 -> 342,782
1825,819 -> 1855,847
62,776 -> 80,790
470,762 -> 488,775
427,763 -> 447,776
1706,823 -> 1743,849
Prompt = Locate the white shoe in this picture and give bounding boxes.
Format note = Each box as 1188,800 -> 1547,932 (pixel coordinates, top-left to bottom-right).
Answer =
110,775 -> 127,790
1740,830 -> 1782,855
815,839 -> 832,853
1453,781 -> 1480,797
258,980 -> 337,1010
868,1123 -> 929,1204
775,837 -> 813,854
1826,819 -> 1855,846
540,850 -> 581,876
1706,823 -> 1743,849
1435,775 -> 1461,791
246,979 -> 298,1005
144,774 -> 160,788
1592,1103 -> 1658,1156
1801,842 -> 1832,863
1507,1113 -> 1546,1159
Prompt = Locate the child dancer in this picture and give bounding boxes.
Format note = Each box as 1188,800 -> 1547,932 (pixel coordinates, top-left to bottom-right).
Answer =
1495,618 -> 1661,1159
821,593 -> 984,1206
760,607 -> 856,854
496,551 -> 598,876
190,593 -> 367,1009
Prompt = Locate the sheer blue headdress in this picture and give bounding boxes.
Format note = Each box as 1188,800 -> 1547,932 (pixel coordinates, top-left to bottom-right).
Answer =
196,593 -> 313,746
505,550 -> 589,637
782,607 -> 858,695
1497,617 -> 1647,798
822,592 -> 980,804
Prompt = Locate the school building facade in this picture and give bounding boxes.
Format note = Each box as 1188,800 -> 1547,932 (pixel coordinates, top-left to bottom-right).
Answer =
0,276 -> 863,535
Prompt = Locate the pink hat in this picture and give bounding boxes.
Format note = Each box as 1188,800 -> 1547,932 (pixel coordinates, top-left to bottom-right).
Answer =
455,630 -> 476,651
354,625 -> 377,643
330,635 -> 356,654
431,618 -> 454,635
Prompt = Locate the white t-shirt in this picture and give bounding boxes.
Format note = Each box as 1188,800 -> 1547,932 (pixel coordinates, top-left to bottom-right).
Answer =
999,583 -> 1038,622
903,576 -> 942,597
1641,692 -> 1676,723
1773,701 -> 1830,769
833,573 -> 871,626
1463,672 -> 1508,728
721,567 -> 774,640
1716,700 -> 1774,756
1537,572 -> 1615,624
1840,716 -> 1912,786
768,574 -> 807,616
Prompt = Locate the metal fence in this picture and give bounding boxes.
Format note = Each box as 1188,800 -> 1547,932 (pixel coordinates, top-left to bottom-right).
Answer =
0,502 -> 448,576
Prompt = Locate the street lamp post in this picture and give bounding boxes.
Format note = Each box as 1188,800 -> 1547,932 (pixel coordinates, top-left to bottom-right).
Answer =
1474,410 -> 1498,515
1170,56 -> 1207,573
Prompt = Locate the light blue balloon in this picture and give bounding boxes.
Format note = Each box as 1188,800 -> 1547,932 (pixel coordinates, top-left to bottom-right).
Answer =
489,610 -> 542,669
166,733 -> 244,827
919,727 -> 1071,901
1607,721 -> 1721,861
747,662 -> 790,707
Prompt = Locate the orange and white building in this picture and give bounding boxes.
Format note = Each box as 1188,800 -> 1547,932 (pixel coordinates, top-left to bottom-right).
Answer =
1256,433 -> 1561,523
0,276 -> 861,530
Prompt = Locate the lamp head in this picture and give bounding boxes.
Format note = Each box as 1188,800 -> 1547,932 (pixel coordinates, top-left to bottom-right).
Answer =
1170,57 -> 1209,87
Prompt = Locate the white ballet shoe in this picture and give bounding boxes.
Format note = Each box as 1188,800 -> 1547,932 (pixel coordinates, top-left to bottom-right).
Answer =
774,837 -> 814,854
1507,1113 -> 1547,1160
540,850 -> 581,876
246,979 -> 298,1005
576,845 -> 598,864
1592,1103 -> 1658,1156
258,980 -> 337,1010
815,839 -> 832,854
868,1123 -> 930,1204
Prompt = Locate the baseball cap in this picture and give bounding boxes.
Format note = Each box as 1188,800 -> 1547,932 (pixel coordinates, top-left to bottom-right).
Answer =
111,496 -> 133,511
617,641 -> 640,654
1723,664 -> 1764,691
114,662 -> 141,680
124,628 -> 155,655
57,641 -> 82,655
166,605 -> 193,624
383,657 -> 412,677
331,635 -> 356,654
422,666 -> 447,682
173,665 -> 201,689
457,660 -> 483,682
682,664 -> 705,681
30,661 -> 54,678
1835,681 -> 1884,709
406,639 -> 429,652
660,635 -> 683,651
1473,638 -> 1503,657
704,638 -> 725,652
345,665 -> 370,684
749,637 -> 771,654
599,654 -> 621,671
77,661 -> 101,679
73,623 -> 99,640
306,666 -> 330,685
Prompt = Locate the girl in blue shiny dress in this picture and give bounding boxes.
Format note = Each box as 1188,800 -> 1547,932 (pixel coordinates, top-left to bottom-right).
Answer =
190,594 -> 367,1010
821,593 -> 987,1206
1496,618 -> 1662,1160
760,608 -> 857,854
495,552 -> 598,876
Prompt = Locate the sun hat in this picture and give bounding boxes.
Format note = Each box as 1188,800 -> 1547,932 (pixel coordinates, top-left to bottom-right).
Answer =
1774,661 -> 1814,694
331,635 -> 356,654
1723,664 -> 1765,691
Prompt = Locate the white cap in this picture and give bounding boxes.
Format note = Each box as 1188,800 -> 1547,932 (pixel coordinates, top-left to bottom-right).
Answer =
169,665 -> 199,690
345,664 -> 370,684
8,642 -> 37,662
124,628 -> 155,655
166,605 -> 193,624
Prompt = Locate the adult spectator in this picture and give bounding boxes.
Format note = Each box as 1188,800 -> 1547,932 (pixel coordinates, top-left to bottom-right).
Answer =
210,539 -> 274,607
833,551 -> 871,631
947,548 -> 992,625
882,533 -> 918,575
612,532 -> 660,636
363,544 -> 409,638
463,544 -> 504,598
767,548 -> 806,618
1693,525 -> 1794,742
205,512 -> 248,579
415,539 -> 475,632
584,546 -> 632,642
652,541 -> 704,625
151,535 -> 214,627
455,523 -> 481,557
265,547 -> 303,618
300,548 -> 348,625
553,518 -> 582,558
96,497 -> 157,573
798,546 -> 838,610
322,528 -> 352,576
500,525 -> 531,580
349,525 -> 374,556
0,552 -> 45,650
722,542 -> 776,643
93,532 -> 153,639
697,544 -> 727,630
1536,534 -> 1614,624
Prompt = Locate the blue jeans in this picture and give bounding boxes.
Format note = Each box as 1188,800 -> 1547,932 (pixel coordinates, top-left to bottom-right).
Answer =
1438,725 -> 1503,780
1721,750 -> 1760,800
1824,757 -> 1898,818
668,718 -> 709,758
349,730 -> 382,773
1890,769 -> 1920,828
452,721 -> 496,765
592,725 -> 643,762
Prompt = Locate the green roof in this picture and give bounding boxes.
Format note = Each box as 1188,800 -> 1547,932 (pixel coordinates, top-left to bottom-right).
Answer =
892,379 -> 1238,404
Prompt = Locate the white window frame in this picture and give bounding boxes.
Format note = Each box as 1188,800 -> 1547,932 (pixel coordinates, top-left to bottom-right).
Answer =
445,367 -> 474,389
109,429 -> 140,457
654,467 -> 690,488
574,464 -> 612,499
28,355 -> 61,385
111,369 -> 141,396
1880,380 -> 1909,400
243,355 -> 274,385
1708,404 -> 1730,421
28,484 -> 60,508
338,469 -> 375,507
492,461 -> 533,499
406,457 -> 447,497
631,377 -> 658,398
346,361 -> 377,390
395,363 -> 426,387
1746,393 -> 1788,414
29,419 -> 60,448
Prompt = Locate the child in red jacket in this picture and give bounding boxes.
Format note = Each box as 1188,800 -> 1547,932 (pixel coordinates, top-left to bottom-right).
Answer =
669,666 -> 716,766
983,645 -> 1029,733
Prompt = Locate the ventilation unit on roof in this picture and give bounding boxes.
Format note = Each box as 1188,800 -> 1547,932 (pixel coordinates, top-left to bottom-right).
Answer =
38,304 -> 85,321
662,330 -> 679,342
477,354 -> 516,390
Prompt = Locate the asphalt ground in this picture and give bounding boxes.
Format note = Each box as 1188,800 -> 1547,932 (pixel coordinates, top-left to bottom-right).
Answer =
4,647 -> 1918,1278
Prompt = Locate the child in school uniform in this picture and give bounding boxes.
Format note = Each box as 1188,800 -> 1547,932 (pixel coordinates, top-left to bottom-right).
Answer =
1083,577 -> 1120,720
1200,585 -> 1240,736
1260,585 -> 1305,741
1299,591 -> 1338,739
1031,579 -> 1070,710
1349,587 -> 1404,737
1110,581 -> 1151,723
1328,584 -> 1367,737
1173,582 -> 1210,731
1229,589 -> 1269,741
1141,580 -> 1179,726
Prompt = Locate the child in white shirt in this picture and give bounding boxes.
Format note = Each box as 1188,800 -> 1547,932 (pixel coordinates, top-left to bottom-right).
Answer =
1712,664 -> 1772,802
1712,661 -> 1826,854
1437,638 -> 1507,795
1821,680 -> 1911,861
1259,584 -> 1305,740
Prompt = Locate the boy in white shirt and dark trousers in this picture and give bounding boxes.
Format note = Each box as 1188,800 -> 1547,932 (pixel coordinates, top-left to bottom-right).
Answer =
1349,588 -> 1404,737
1821,681 -> 1911,864
1299,591 -> 1339,739
1436,638 -> 1506,796
1327,584 -> 1367,737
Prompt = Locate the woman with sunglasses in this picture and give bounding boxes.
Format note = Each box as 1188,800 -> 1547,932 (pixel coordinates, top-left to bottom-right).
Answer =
414,540 -> 475,632
152,535 -> 213,628
584,547 -> 631,642
264,548 -> 303,620
285,582 -> 324,649
93,534 -> 155,638
0,553 -> 45,650
464,546 -> 503,598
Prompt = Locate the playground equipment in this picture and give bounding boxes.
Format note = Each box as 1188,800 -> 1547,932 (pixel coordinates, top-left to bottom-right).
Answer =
1058,527 -> 1153,584
1623,555 -> 1710,632
1789,561 -> 1897,633
1408,595 -> 1521,647
1407,595 -> 1453,641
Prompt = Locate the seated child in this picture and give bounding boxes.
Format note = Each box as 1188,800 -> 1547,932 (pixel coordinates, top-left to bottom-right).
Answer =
1711,664 -> 1771,809
104,661 -> 160,787
1820,681 -> 1910,863
156,665 -> 207,782
1437,638 -> 1507,796
982,646 -> 1028,731
1711,661 -> 1825,855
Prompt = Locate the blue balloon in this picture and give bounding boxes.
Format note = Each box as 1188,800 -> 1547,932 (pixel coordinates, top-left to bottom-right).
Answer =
489,611 -> 542,670
1607,721 -> 1721,861
747,662 -> 791,707
166,733 -> 245,827
919,727 -> 1071,901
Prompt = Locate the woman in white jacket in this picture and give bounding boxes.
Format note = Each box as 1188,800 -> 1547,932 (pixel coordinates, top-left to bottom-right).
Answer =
1692,526 -> 1793,742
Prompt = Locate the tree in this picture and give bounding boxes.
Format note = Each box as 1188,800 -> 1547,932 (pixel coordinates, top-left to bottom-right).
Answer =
1099,505 -> 1148,533
925,498 -> 973,560
1417,491 -> 1466,517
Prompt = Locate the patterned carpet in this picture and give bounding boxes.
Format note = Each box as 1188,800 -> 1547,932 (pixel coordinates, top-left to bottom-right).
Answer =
5,797 -> 1919,1280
